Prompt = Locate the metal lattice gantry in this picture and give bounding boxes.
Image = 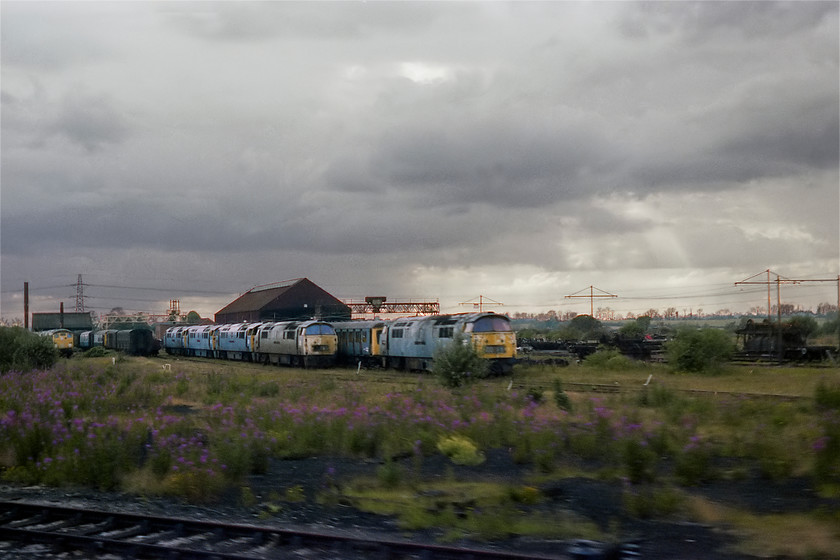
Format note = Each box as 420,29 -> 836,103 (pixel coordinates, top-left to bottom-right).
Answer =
345,296 -> 440,316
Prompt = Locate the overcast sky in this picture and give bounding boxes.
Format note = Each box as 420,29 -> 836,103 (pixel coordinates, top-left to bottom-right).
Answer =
2,1 -> 838,321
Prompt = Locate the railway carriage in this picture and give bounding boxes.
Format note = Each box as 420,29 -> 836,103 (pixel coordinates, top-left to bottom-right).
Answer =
78,330 -> 96,350
114,328 -> 158,356
88,328 -> 159,356
101,329 -> 120,350
332,320 -> 387,367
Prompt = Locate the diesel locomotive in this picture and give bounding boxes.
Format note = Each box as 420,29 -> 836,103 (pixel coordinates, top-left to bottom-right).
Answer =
332,312 -> 517,374
38,329 -> 74,357
162,312 -> 517,374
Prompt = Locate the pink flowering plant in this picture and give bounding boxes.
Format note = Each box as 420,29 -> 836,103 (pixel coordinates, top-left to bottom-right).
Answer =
0,358 -> 838,504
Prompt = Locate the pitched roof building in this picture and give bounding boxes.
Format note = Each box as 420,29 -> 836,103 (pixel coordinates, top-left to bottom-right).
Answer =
31,311 -> 95,332
214,278 -> 351,324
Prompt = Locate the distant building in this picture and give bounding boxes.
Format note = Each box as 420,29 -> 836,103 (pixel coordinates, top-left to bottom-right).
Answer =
214,278 -> 351,324
31,311 -> 94,333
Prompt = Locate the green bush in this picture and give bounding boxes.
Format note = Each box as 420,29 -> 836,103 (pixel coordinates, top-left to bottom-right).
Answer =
437,434 -> 486,466
622,438 -> 658,484
82,346 -> 110,358
552,379 -> 572,412
815,379 -> 840,410
432,331 -> 489,388
665,327 -> 735,373
582,348 -> 637,370
0,327 -> 58,373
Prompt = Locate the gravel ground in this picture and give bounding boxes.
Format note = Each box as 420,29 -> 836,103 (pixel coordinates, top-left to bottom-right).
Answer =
1,449 -> 837,560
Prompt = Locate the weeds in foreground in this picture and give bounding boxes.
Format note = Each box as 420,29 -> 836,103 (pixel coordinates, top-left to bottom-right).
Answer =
686,494 -> 840,558
0,357 -> 838,554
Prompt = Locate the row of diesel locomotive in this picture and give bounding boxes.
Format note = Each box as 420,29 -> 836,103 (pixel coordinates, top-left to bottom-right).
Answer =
163,320 -> 338,368
333,312 -> 517,374
161,312 -> 517,374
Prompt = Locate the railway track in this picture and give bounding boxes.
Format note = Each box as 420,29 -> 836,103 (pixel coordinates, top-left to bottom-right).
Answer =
0,500 -> 576,560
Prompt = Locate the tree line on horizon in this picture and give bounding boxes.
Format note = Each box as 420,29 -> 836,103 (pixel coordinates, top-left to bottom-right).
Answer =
513,302 -> 839,322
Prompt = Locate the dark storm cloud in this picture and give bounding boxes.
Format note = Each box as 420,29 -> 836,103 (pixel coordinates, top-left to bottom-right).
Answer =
1,191 -> 471,258
366,115 -> 609,208
1,1 -> 837,318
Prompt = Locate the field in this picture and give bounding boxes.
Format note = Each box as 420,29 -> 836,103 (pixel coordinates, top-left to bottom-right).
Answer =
1,353 -> 839,558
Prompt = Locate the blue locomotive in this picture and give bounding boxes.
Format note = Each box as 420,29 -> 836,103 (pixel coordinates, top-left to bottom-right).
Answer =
163,320 -> 338,368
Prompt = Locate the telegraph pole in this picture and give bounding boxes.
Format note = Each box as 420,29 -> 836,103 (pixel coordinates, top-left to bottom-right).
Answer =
565,285 -> 617,317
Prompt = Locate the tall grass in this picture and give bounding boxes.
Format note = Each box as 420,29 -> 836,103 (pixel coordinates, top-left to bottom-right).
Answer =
0,357 -> 838,507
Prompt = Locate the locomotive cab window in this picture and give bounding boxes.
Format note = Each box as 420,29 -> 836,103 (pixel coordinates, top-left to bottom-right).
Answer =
305,324 -> 335,335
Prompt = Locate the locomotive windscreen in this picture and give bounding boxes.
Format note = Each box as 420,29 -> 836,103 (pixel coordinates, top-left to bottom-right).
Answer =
472,316 -> 512,332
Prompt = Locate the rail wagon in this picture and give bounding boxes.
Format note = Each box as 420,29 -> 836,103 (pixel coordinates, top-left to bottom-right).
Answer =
78,331 -> 96,350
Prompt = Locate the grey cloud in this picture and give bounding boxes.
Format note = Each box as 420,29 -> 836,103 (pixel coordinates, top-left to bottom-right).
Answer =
161,2 -> 445,42
1,2 -> 836,317
2,87 -> 132,153
50,92 -> 132,152
0,2 -> 119,71
618,1 -> 836,42
354,111 -> 611,208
